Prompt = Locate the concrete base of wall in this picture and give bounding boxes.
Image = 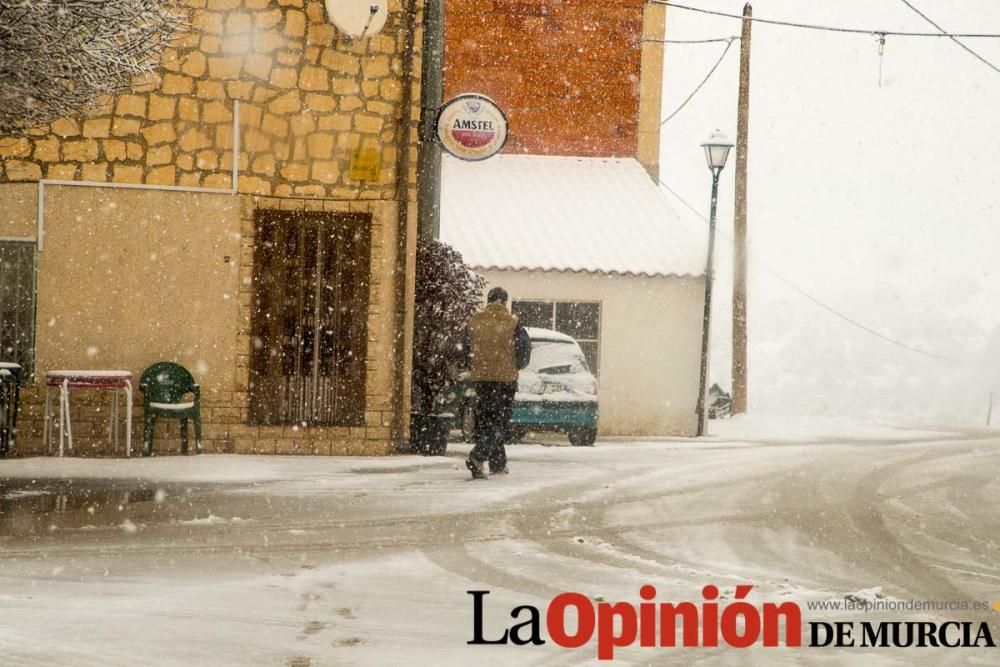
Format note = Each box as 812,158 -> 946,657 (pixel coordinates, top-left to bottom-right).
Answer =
7,388 -> 393,458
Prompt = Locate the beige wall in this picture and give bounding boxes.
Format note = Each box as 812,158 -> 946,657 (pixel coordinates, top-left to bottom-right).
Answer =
477,268 -> 705,437
0,183 -> 38,238
35,186 -> 241,391
0,185 -> 242,392
0,184 -> 241,455
637,2 -> 666,180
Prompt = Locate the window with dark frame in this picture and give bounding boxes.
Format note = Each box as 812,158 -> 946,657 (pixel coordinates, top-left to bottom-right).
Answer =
512,299 -> 601,374
0,240 -> 36,378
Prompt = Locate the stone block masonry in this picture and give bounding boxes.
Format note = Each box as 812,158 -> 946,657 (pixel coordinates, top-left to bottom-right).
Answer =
0,0 -> 413,199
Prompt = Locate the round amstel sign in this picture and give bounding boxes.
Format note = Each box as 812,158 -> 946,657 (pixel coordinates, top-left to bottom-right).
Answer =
436,94 -> 508,161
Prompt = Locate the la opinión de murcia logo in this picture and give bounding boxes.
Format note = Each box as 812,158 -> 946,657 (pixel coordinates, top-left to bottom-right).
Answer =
470,585 -> 799,659
468,586 -> 998,659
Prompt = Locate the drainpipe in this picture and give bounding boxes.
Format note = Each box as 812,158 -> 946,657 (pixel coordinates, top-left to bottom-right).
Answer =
389,0 -> 422,447
416,0 -> 444,241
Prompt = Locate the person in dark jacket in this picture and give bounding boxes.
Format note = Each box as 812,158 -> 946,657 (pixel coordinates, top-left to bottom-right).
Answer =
461,287 -> 531,479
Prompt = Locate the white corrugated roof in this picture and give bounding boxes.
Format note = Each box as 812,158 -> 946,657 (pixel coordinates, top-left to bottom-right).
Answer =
440,154 -> 706,278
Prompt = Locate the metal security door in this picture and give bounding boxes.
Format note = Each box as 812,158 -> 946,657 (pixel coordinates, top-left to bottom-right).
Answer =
249,212 -> 370,426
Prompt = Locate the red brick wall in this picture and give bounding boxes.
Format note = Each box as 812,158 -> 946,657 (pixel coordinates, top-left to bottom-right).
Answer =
444,0 -> 644,157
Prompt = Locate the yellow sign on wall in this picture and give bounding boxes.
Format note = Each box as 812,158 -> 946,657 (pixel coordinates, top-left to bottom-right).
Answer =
349,147 -> 382,182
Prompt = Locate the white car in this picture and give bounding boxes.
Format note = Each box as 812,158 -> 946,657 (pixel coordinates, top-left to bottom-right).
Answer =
445,327 -> 599,446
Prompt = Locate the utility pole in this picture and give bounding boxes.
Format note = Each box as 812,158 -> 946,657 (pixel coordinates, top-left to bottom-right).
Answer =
417,0 -> 444,241
732,2 -> 752,415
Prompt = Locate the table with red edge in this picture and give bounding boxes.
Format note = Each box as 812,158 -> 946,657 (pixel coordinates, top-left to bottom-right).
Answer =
44,370 -> 133,457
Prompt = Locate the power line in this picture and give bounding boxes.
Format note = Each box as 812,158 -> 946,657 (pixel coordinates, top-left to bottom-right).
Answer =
660,37 -> 736,126
647,1 -> 1000,38
897,0 -> 1000,74
656,179 -> 964,365
643,36 -> 740,44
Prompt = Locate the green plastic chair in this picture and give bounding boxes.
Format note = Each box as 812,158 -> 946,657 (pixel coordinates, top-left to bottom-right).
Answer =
139,362 -> 201,456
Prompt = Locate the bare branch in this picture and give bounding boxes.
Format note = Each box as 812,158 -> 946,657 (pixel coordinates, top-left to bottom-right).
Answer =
0,0 -> 185,135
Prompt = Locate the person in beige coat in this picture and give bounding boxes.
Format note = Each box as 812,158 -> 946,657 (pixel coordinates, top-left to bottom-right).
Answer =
461,287 -> 531,479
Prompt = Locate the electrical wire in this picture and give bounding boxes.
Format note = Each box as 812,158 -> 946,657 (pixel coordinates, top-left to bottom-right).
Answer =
660,37 -> 735,126
647,1 -> 1000,38
897,0 -> 1000,74
656,179 -> 964,365
643,36 -> 740,44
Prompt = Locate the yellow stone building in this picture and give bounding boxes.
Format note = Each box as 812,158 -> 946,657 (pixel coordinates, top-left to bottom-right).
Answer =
0,0 -> 425,456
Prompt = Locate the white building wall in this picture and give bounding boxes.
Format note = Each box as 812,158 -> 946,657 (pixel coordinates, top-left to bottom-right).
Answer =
476,269 -> 705,437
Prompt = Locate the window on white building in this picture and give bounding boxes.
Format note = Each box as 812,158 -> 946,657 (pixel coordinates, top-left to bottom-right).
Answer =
511,300 -> 601,374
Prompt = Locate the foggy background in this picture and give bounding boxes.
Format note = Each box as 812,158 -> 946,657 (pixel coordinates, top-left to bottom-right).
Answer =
657,0 -> 1000,424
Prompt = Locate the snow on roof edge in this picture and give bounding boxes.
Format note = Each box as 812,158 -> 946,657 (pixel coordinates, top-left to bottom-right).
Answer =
467,264 -> 704,279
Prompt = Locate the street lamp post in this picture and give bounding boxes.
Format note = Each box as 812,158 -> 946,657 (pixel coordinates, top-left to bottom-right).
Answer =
696,130 -> 734,437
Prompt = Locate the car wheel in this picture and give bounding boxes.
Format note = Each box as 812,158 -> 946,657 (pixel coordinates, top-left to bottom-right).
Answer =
568,428 -> 596,447
461,405 -> 476,443
509,427 -> 526,444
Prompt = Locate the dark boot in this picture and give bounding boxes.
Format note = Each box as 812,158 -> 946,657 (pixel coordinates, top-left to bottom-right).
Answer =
465,457 -> 488,480
489,444 -> 508,475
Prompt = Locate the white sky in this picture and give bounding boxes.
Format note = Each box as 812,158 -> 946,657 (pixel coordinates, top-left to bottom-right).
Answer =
657,0 -> 1000,418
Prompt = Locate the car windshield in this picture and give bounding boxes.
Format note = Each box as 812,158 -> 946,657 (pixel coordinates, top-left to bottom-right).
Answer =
527,340 -> 590,375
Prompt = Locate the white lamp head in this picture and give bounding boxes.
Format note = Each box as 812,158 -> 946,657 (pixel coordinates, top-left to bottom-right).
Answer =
701,129 -> 734,170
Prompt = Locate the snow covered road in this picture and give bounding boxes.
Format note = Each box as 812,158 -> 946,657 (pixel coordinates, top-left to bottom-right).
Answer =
2,419 -> 999,665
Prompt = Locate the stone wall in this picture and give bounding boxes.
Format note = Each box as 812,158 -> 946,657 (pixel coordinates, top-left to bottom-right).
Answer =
0,0 -> 426,456
0,0 -> 412,199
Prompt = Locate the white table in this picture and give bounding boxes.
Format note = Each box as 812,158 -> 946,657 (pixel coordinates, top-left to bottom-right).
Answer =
44,370 -> 133,457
